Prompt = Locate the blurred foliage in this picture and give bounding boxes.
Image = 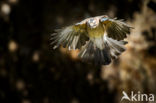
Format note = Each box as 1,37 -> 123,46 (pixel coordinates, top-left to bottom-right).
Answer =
0,0 -> 156,103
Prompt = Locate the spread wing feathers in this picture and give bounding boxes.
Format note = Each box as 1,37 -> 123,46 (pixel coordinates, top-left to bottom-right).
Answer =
51,25 -> 89,50
101,18 -> 133,40
78,35 -> 127,65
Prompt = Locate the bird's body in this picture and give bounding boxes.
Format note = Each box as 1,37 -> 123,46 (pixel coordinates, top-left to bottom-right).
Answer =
87,22 -> 104,38
86,17 -> 106,49
51,15 -> 133,65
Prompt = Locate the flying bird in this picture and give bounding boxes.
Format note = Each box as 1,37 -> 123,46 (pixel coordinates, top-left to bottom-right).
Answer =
51,15 -> 133,65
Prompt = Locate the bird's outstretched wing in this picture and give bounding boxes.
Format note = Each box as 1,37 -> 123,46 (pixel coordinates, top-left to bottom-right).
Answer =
100,17 -> 133,40
51,22 -> 89,50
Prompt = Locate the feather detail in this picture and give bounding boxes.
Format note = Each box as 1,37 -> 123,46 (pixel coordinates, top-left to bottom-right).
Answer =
50,25 -> 89,50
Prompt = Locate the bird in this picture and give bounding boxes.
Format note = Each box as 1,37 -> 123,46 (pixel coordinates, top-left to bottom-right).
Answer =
50,15 -> 133,65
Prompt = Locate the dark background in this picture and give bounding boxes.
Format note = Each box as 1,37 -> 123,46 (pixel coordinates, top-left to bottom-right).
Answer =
0,0 -> 156,103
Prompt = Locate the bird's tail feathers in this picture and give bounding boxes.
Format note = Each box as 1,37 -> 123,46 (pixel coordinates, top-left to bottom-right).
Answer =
78,40 -> 111,65
104,35 -> 127,59
78,35 -> 127,65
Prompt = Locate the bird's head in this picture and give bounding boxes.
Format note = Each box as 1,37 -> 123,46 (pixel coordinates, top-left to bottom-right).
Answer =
87,18 -> 99,29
